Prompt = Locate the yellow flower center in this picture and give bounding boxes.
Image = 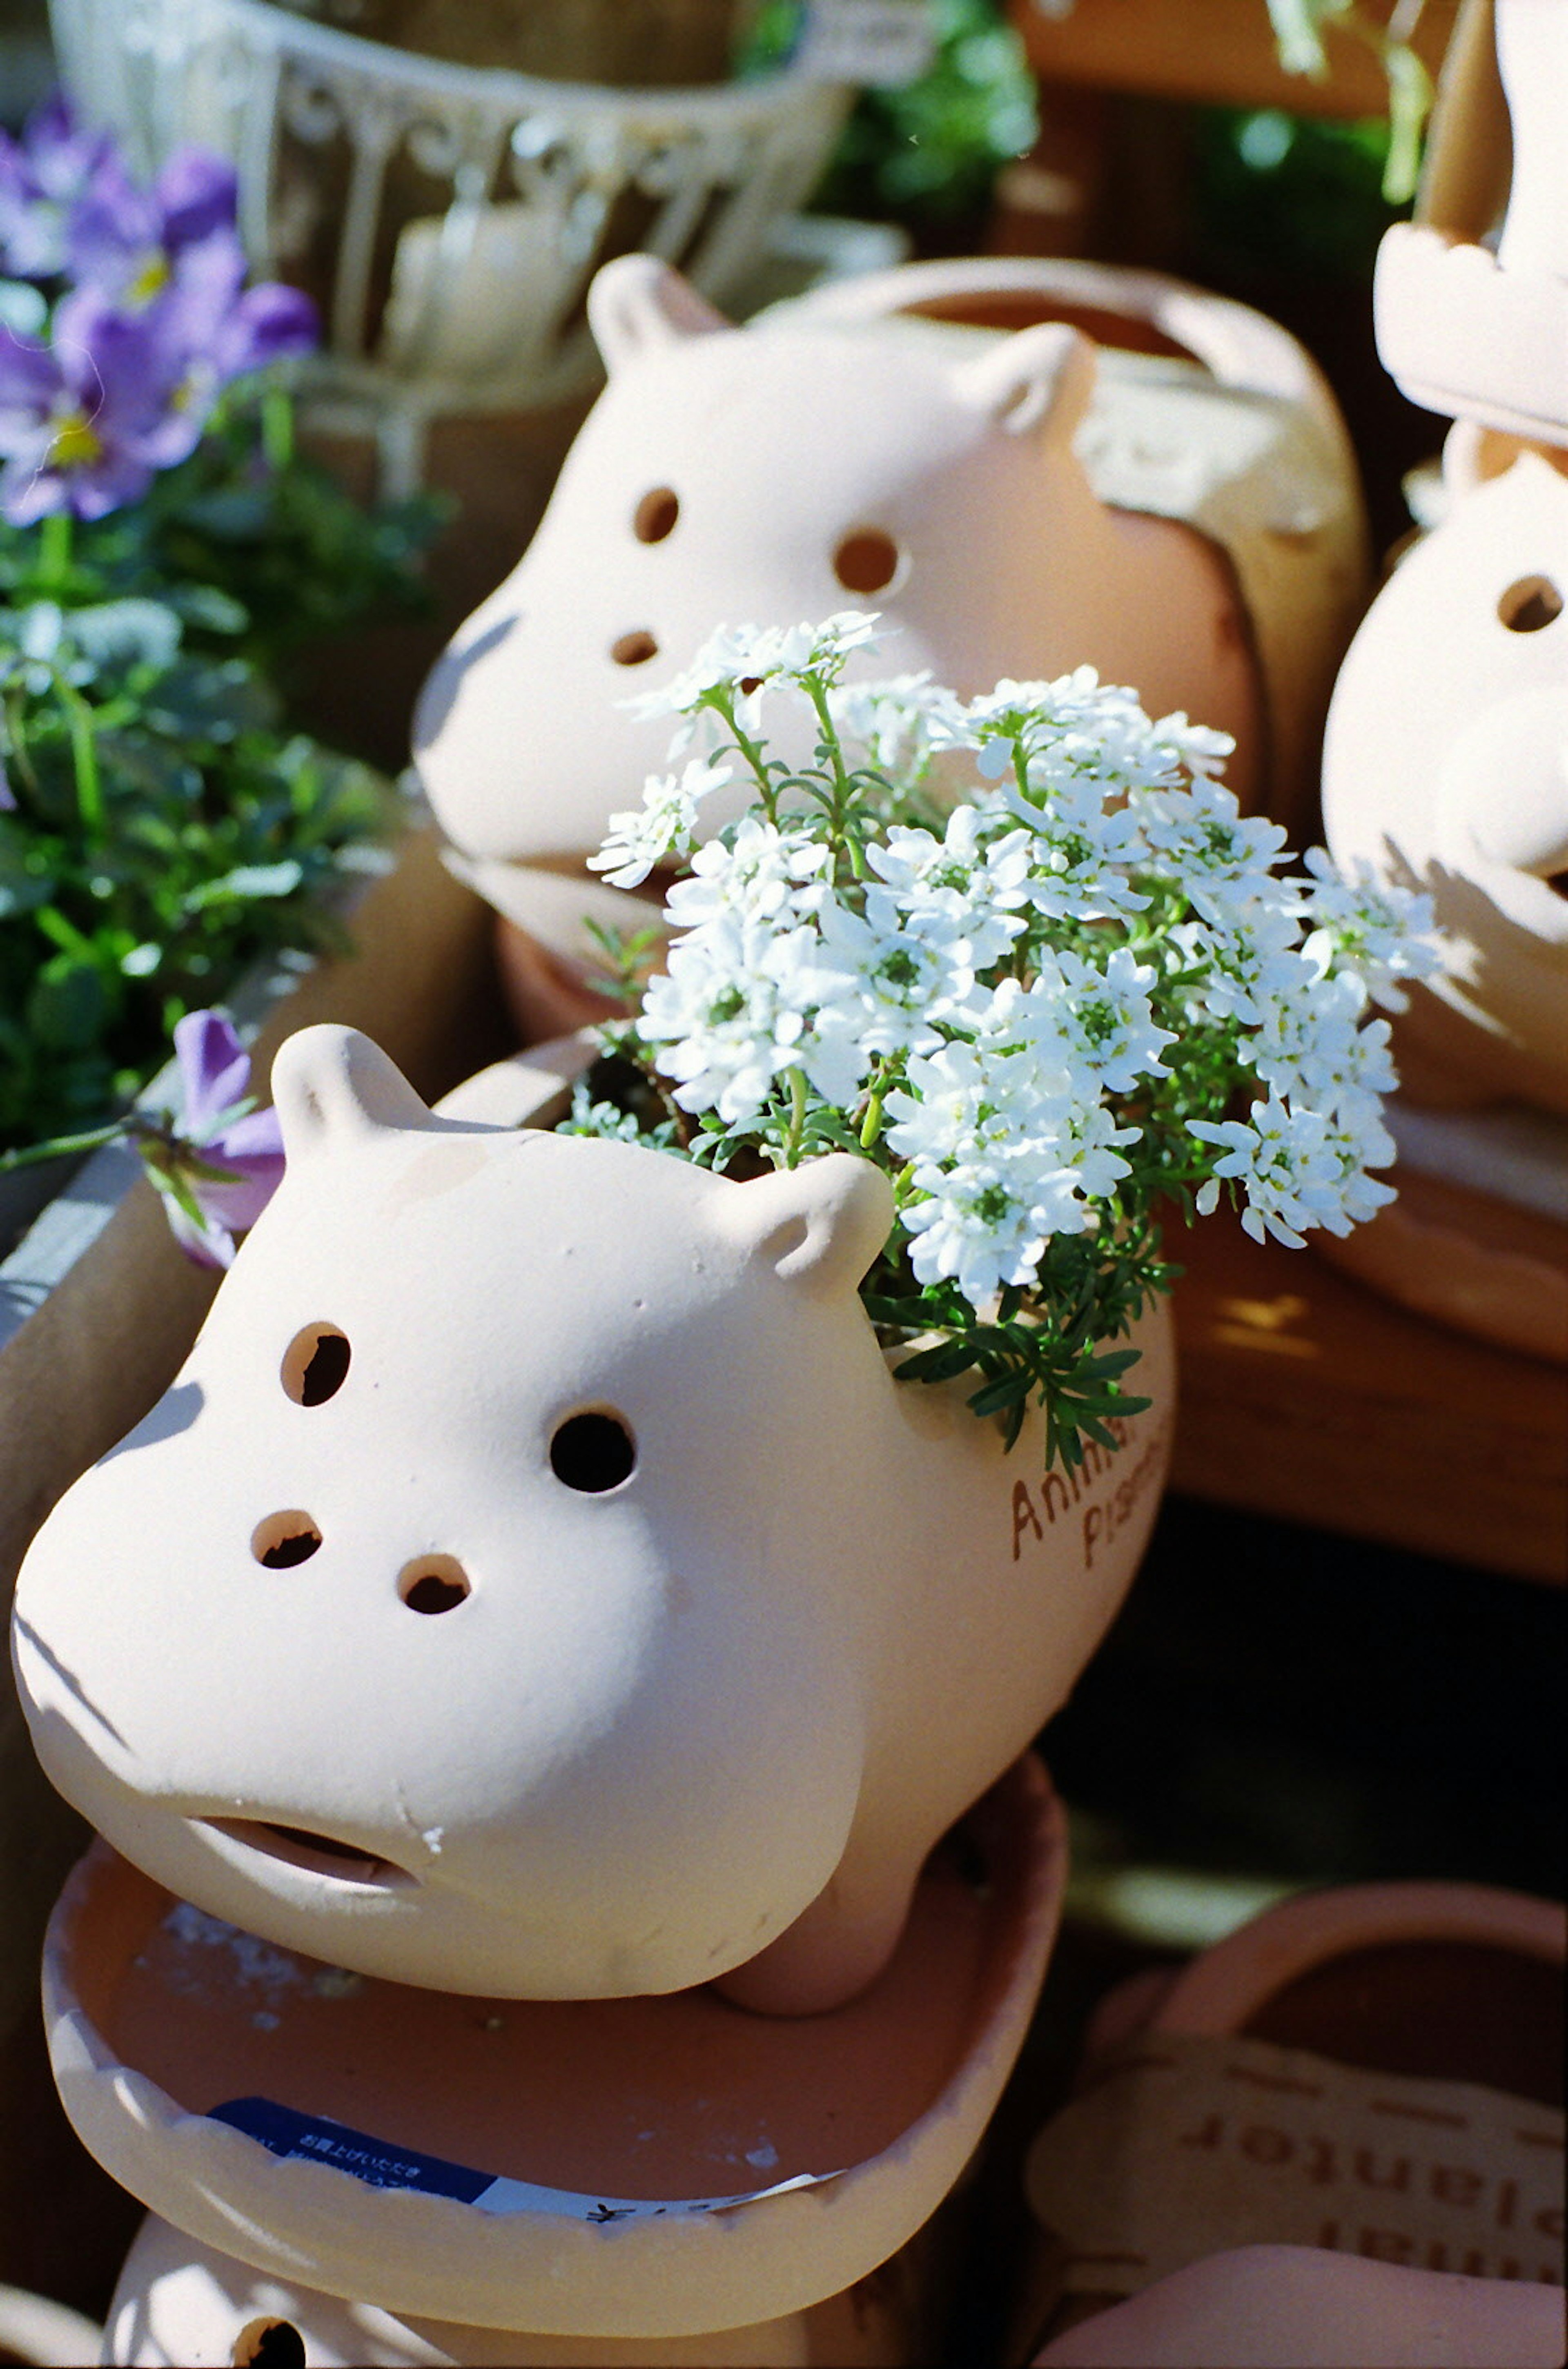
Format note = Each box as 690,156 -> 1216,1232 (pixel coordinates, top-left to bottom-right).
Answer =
49,409 -> 104,470
127,249 -> 172,307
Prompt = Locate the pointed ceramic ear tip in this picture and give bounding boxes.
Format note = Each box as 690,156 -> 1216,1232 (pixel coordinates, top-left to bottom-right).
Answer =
958,318 -> 1098,440
269,1024 -> 433,1159
720,1152 -> 897,1296
586,253 -> 732,373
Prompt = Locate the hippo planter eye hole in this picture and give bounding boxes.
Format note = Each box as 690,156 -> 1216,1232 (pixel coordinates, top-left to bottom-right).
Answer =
611,629 -> 659,666
281,1322 -> 350,1406
1498,575 -> 1562,633
550,1409 -> 637,1493
252,1512 -> 323,1569
232,2321 -> 305,2369
399,1554 -> 472,1615
833,527 -> 904,596
633,487 -> 679,543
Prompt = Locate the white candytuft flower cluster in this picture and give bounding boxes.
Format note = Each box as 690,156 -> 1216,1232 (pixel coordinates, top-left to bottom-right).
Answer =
581,614 -> 1438,1462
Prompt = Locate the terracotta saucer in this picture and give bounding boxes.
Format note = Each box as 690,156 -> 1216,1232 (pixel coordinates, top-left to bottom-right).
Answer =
47,1757 -> 1065,2338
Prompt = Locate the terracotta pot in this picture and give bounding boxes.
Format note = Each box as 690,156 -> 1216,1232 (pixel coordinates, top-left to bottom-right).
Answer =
13,1024 -> 1174,2017
1016,1878 -> 1566,2363
1317,437 -> 1568,1357
0,833 -> 497,2067
411,249 -> 1367,1037
1375,0 -> 1568,446
106,2207 -> 924,2362
52,1761 -> 1066,2339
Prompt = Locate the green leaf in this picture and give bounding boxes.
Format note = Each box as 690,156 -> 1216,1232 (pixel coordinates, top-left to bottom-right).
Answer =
893,1337 -> 980,1384
27,954 -> 111,1051
183,860 -> 305,911
163,583 -> 250,636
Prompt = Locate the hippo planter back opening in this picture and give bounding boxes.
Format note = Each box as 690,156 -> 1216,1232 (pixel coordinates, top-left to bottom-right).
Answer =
12,1025 -> 1172,2016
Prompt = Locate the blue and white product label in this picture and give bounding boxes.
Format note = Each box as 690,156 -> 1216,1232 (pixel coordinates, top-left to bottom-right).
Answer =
795,0 -> 939,87
209,2098 -> 841,2222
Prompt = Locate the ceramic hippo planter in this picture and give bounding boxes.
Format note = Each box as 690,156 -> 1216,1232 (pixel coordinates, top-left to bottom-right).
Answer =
412,252 -> 1365,1035
13,1024 -> 1173,2018
1322,445 -> 1568,1119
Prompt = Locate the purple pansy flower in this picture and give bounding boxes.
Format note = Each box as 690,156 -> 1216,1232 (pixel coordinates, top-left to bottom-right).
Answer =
138,1009 -> 285,1268
67,145 -> 243,313
0,93 -> 118,281
0,286 -> 203,523
0,102 -> 317,521
66,142 -> 316,381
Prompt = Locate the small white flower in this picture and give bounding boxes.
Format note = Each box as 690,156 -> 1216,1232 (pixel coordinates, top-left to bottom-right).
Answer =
1189,1095 -> 1395,1248
624,612 -> 889,735
817,889 -> 989,1060
589,755 -> 734,889
1249,964 -> 1399,1113
1301,846 -> 1441,1011
991,946 -> 1175,1097
829,670 -> 955,773
864,806 -> 1032,970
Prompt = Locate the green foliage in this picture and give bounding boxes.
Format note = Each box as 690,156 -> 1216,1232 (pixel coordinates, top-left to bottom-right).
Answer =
807,0 -> 1038,232
0,385 -> 430,1155
1191,105 -> 1407,286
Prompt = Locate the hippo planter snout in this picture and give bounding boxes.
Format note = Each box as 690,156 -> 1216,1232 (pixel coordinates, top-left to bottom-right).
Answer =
13,1026 -> 1173,2013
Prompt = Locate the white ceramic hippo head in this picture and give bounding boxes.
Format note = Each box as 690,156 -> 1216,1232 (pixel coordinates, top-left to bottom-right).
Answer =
1322,448 -> 1568,1115
13,1027 -> 1172,2015
410,254 -> 1260,920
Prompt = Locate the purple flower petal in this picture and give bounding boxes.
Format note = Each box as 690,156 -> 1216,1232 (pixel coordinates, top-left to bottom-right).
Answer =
0,93 -> 119,279
155,1183 -> 237,1270
217,279 -> 318,377
154,148 -> 238,251
173,1008 -> 252,1129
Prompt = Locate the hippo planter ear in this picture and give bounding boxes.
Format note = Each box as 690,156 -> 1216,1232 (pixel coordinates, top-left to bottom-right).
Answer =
716,1154 -> 895,1297
957,318 -> 1098,444
269,1025 -> 434,1161
587,253 -> 732,375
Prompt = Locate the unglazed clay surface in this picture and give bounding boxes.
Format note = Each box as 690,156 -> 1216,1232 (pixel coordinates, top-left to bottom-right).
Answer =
410,252 -> 1276,967
1375,0 -> 1568,445
1321,450 -> 1568,1114
53,1764 -> 1065,2334
14,1025 -> 1172,2012
1032,2245 -> 1568,2369
106,2211 -> 911,2366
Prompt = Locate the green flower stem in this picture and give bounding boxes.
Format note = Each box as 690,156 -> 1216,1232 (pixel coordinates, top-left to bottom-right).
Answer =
56,673 -> 105,838
710,690 -> 777,816
261,385 -> 296,473
804,674 -> 856,851
0,1119 -> 125,1174
36,507 -> 72,593
785,1064 -> 807,1166
859,1079 -> 885,1150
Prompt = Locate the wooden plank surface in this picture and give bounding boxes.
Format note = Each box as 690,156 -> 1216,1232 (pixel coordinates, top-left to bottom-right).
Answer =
1168,1206 -> 1568,1584
1010,0 -> 1461,120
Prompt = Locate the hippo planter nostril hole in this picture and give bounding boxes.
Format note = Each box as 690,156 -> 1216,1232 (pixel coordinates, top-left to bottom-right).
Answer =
399,1554 -> 472,1615
833,527 -> 904,596
252,1512 -> 323,1569
633,486 -> 679,543
232,2320 -> 306,2369
1498,575 -> 1563,633
611,629 -> 659,666
281,1322 -> 350,1405
551,1409 -> 637,1493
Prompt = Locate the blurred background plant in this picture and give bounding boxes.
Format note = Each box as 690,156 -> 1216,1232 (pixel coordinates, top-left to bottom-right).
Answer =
0,94 -> 438,1162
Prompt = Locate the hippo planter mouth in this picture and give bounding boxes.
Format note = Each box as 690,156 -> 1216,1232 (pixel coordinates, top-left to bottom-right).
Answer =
199,1819 -> 418,1891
